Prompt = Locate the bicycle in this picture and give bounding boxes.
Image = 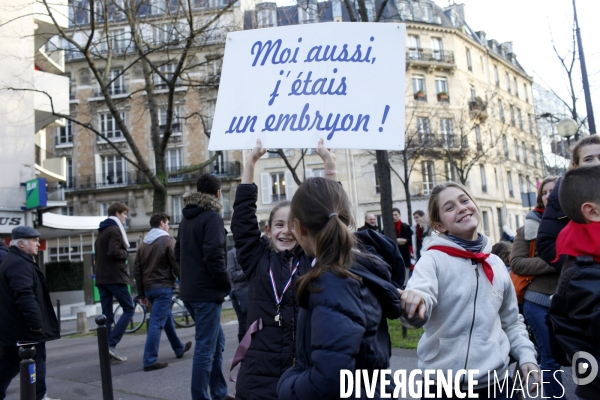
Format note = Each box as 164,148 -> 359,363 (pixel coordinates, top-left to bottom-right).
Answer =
113,290 -> 195,334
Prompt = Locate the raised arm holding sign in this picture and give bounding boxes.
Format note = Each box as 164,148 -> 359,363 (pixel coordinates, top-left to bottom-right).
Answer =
209,22 -> 406,151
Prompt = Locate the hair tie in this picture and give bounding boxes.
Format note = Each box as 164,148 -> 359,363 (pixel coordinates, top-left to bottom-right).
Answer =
328,213 -> 338,219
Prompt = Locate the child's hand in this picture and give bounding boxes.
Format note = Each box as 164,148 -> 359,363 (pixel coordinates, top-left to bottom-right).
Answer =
248,139 -> 267,165
520,363 -> 540,395
400,289 -> 426,320
316,138 -> 336,167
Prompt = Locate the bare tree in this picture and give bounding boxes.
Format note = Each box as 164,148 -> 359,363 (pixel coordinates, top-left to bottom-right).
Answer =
3,0 -> 239,212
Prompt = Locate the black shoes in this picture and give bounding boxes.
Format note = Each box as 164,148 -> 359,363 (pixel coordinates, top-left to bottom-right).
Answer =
143,362 -> 168,372
176,341 -> 193,359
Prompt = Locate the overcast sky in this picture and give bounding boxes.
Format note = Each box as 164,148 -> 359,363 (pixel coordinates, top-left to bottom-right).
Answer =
274,0 -> 600,127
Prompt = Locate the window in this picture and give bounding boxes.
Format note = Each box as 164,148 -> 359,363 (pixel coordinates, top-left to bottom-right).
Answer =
49,244 -> 81,261
475,125 -> 482,150
153,22 -> 176,44
503,135 -> 509,158
435,77 -> 448,94
412,76 -> 426,100
470,86 -> 476,102
422,161 -> 435,195
498,100 -> 504,122
165,148 -> 182,172
522,141 -> 528,164
445,161 -> 457,182
517,108 -> 523,130
98,112 -> 125,139
480,164 -> 487,193
482,210 -> 490,236
151,0 -> 167,15
374,164 -> 380,194
222,190 -> 231,219
532,145 -> 537,167
510,105 -> 515,126
153,63 -> 176,89
100,29 -> 126,54
172,196 -> 183,224
513,77 -> 519,97
56,119 -> 73,146
431,38 -> 443,60
417,117 -> 431,143
407,35 -> 421,60
312,169 -> 325,178
514,138 -> 520,161
298,0 -> 317,24
363,0 -> 375,21
100,155 -> 127,186
518,174 -> 525,196
494,65 -> 499,87
466,48 -> 472,71
506,73 -> 511,93
507,171 -> 514,197
439,118 -> 454,147
524,84 -> 529,103
528,114 -> 533,134
271,172 -> 286,202
397,0 -> 411,20
107,69 -> 124,95
65,158 -> 73,189
159,106 -> 182,134
257,8 -> 276,28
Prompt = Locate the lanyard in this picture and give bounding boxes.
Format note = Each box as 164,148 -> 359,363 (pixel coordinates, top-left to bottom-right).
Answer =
269,260 -> 299,306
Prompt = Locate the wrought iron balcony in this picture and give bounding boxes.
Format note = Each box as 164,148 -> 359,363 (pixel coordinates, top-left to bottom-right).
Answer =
406,49 -> 455,65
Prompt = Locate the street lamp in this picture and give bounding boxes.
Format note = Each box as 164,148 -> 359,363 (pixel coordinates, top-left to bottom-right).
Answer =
556,118 -> 578,149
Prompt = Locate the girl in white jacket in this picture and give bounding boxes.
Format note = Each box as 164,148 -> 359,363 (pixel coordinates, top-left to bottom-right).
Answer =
401,182 -> 539,399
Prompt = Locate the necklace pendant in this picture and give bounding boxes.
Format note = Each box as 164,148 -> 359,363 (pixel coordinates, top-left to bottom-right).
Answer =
275,313 -> 282,326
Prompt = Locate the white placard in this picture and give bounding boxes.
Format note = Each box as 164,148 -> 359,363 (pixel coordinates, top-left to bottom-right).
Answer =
208,22 -> 406,151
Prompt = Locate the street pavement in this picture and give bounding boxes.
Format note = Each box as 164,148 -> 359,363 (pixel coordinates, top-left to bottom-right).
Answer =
7,316 -> 576,400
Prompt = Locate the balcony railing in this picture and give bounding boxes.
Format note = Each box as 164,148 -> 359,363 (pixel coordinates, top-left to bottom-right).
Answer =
416,134 -> 461,149
46,161 -> 241,192
92,86 -> 128,98
406,49 -> 455,64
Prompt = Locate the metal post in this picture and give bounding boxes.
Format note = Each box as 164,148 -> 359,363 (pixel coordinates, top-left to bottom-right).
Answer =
95,315 -> 114,400
56,298 -> 61,334
573,0 -> 596,134
18,343 -> 37,400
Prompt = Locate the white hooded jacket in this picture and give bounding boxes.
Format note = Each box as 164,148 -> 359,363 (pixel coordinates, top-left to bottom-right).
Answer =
402,234 -> 537,388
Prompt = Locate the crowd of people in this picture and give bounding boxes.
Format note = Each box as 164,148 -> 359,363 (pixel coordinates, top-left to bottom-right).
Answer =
0,135 -> 598,400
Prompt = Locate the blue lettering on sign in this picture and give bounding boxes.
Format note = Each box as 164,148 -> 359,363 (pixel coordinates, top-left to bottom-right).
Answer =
251,37 -> 302,67
288,69 -> 347,97
29,363 -> 36,383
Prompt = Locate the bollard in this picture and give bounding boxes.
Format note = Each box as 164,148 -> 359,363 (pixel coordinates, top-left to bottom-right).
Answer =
77,311 -> 89,334
402,326 -> 407,339
56,298 -> 61,333
18,342 -> 37,400
95,315 -> 114,400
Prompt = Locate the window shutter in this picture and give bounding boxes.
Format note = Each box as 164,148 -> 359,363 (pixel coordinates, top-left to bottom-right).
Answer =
94,154 -> 102,180
285,171 -> 296,200
304,168 -> 312,180
260,173 -> 271,205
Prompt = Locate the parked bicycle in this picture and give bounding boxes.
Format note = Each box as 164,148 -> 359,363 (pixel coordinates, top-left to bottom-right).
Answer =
113,290 -> 194,333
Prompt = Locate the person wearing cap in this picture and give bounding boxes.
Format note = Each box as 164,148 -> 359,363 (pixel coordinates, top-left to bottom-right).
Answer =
0,226 -> 60,400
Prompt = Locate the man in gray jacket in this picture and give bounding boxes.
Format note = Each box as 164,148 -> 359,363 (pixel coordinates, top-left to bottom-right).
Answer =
134,213 -> 192,371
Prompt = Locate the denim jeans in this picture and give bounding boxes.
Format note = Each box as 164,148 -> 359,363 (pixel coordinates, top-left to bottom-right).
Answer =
143,287 -> 184,367
0,342 -> 47,400
523,300 -> 566,399
230,287 -> 248,343
97,284 -> 135,348
183,301 -> 227,400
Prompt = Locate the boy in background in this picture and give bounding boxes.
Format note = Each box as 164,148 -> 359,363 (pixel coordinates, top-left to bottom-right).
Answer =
547,165 -> 600,400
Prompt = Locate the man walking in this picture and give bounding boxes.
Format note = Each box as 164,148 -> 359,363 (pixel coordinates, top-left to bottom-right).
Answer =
134,213 -> 192,371
0,226 -> 60,400
175,174 -> 233,400
95,202 -> 134,362
392,207 -> 413,280
357,213 -> 381,233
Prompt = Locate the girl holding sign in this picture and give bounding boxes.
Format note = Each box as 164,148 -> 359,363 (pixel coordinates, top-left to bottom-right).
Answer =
230,139 -> 337,400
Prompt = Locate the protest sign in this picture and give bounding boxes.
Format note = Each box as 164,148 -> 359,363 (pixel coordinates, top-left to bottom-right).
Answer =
208,22 -> 406,151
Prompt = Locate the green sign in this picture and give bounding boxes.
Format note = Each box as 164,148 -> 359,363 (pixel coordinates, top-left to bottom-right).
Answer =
25,178 -> 47,209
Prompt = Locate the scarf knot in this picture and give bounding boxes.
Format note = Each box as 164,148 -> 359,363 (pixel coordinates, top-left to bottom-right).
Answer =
429,245 -> 494,284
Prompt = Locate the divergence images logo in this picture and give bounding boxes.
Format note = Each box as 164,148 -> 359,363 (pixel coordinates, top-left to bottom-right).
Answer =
572,351 -> 598,386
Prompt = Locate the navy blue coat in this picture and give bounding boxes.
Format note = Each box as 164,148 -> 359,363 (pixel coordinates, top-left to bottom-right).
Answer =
537,178 -> 569,271
277,254 -> 402,400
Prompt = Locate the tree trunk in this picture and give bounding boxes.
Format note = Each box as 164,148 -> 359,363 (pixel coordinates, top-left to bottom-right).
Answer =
152,148 -> 168,213
376,150 -> 396,241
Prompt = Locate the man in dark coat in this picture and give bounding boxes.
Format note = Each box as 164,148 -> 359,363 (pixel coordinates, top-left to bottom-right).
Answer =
0,226 -> 60,400
0,239 -> 8,264
95,202 -> 133,362
175,174 -> 232,400
357,213 -> 381,233
392,207 -> 413,280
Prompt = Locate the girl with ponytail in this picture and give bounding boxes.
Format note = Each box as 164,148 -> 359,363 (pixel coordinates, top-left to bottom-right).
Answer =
277,171 -> 402,399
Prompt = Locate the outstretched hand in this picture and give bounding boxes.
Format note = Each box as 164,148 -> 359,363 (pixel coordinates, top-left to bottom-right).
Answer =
249,139 -> 267,164
241,139 -> 268,184
316,138 -> 336,165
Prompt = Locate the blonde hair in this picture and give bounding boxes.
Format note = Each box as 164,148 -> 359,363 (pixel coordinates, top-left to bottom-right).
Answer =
427,182 -> 480,233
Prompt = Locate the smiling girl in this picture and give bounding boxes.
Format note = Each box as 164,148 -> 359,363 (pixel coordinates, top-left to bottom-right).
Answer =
401,182 -> 539,399
230,139 -> 337,400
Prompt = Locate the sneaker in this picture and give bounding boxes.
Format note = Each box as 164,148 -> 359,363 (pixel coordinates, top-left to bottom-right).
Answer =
143,362 -> 168,371
176,341 -> 192,359
108,347 -> 127,362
